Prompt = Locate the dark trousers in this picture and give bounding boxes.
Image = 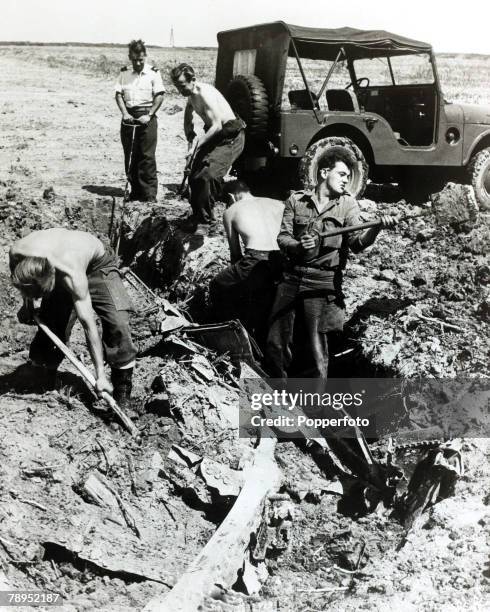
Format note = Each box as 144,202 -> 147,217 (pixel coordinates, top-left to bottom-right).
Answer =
189,125 -> 245,224
210,250 -> 282,348
266,278 -> 345,379
30,269 -> 137,370
120,115 -> 158,200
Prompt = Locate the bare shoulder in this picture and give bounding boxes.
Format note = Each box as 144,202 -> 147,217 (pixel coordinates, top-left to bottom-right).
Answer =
198,82 -> 219,95
67,229 -> 102,243
223,204 -> 237,222
10,228 -> 60,251
255,197 -> 285,209
198,82 -> 225,102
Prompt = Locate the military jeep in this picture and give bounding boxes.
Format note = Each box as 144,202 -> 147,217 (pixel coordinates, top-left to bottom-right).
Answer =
216,21 -> 490,208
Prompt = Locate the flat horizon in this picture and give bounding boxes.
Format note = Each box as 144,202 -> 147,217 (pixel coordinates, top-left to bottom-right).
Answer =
1,41 -> 489,57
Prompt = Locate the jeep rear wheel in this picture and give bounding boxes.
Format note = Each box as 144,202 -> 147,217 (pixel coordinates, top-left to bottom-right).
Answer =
226,74 -> 269,140
468,147 -> 490,211
299,137 -> 368,198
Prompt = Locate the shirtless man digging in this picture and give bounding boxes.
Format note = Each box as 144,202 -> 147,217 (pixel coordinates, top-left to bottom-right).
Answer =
210,180 -> 284,348
9,229 -> 137,407
170,63 -> 246,235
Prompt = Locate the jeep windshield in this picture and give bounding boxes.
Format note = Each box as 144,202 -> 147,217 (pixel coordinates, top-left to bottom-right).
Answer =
352,53 -> 435,86
283,48 -> 436,111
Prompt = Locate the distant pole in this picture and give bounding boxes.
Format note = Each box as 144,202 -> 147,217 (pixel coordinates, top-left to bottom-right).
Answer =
170,27 -> 175,47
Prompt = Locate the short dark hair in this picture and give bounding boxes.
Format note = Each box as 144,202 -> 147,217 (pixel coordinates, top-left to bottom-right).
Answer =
128,39 -> 146,56
317,149 -> 355,175
170,63 -> 195,84
222,180 -> 250,198
11,256 -> 55,299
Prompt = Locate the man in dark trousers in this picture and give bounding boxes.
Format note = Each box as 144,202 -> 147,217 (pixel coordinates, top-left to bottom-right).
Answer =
210,180 -> 284,347
267,150 -> 398,379
115,39 -> 165,202
170,63 -> 245,235
10,229 -> 137,408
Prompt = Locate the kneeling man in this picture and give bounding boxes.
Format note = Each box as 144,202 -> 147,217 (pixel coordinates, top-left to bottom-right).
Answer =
10,229 -> 137,407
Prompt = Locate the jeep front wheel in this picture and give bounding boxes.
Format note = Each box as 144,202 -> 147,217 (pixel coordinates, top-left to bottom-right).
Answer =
468,147 -> 490,211
299,137 -> 368,198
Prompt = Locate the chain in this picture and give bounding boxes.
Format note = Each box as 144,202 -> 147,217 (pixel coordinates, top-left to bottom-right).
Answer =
394,438 -> 443,452
372,438 -> 444,458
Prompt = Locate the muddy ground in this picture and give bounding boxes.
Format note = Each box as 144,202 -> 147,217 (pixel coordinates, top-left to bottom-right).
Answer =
0,48 -> 489,611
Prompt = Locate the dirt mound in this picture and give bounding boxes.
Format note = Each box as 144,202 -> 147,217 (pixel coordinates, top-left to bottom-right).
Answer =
119,202 -> 229,320
343,200 -> 489,377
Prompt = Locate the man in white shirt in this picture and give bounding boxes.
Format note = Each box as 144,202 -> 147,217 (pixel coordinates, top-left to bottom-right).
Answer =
115,39 -> 165,202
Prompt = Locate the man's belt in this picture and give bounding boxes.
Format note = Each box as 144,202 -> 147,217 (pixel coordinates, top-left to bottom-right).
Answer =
127,106 -> 153,118
221,118 -> 246,138
290,264 -> 339,274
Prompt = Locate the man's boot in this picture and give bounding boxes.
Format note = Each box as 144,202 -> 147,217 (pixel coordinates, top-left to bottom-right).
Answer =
111,367 -> 133,410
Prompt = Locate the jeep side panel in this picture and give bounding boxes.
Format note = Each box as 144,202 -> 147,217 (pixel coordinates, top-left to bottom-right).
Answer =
279,103 -> 465,167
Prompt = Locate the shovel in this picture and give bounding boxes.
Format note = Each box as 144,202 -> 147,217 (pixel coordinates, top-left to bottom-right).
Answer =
34,314 -> 139,438
112,121 -> 140,255
178,145 -> 198,197
306,186 -> 479,247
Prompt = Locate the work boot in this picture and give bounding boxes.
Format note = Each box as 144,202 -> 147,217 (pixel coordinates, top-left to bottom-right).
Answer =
111,367 -> 133,410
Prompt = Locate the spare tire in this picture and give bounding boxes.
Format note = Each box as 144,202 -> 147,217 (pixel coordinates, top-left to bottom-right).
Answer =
226,74 -> 269,140
298,136 -> 368,198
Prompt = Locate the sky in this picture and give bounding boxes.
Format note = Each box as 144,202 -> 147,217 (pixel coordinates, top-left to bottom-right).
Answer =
1,0 -> 489,54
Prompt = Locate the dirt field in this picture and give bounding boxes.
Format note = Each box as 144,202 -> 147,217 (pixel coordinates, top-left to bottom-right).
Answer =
0,46 -> 489,611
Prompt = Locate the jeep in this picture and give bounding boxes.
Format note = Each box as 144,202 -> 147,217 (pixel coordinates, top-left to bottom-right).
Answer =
215,21 -> 490,208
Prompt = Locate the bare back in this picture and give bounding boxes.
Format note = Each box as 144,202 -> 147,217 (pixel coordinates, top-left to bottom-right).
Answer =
225,197 -> 285,252
189,82 -> 236,129
10,229 -> 104,280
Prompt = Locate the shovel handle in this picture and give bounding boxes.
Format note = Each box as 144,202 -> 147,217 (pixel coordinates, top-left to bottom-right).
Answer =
318,219 -> 382,237
33,314 -> 139,437
317,210 -> 429,238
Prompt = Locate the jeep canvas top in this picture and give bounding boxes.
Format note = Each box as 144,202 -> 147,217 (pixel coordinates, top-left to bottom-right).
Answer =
216,21 -> 490,208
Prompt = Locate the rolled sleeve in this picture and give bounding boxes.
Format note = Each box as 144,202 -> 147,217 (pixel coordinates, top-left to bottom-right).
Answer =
114,73 -> 123,95
152,70 -> 165,97
277,196 -> 302,256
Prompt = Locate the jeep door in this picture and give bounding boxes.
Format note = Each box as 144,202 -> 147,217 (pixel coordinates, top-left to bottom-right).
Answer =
350,52 -> 464,166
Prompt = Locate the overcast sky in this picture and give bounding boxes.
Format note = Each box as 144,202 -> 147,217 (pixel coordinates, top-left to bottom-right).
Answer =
1,0 -> 489,54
